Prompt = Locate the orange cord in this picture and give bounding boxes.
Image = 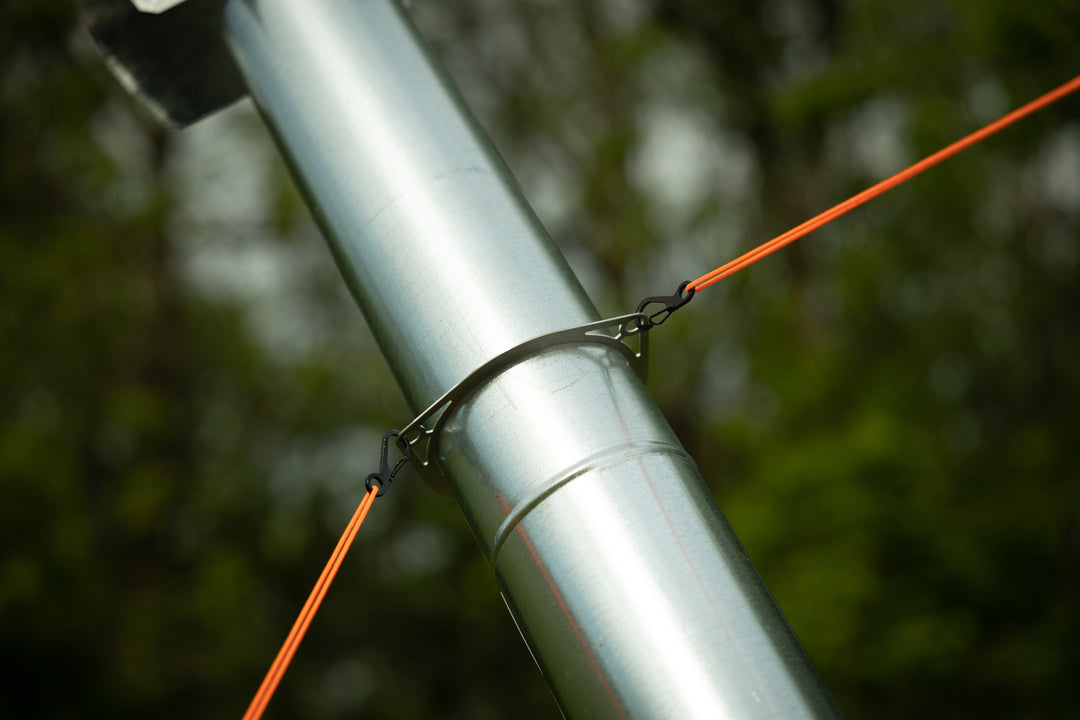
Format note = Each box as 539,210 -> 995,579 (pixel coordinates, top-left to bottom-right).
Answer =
687,73 -> 1080,292
236,72 -> 1080,720
242,485 -> 380,720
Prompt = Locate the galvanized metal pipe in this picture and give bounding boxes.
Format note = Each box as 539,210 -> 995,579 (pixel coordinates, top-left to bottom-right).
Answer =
222,0 -> 841,716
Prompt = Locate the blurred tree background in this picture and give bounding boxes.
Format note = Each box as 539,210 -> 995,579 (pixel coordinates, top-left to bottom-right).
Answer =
3,0 -> 1079,717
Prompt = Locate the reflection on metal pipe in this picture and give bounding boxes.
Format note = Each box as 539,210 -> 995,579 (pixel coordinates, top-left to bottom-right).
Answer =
222,0 -> 842,716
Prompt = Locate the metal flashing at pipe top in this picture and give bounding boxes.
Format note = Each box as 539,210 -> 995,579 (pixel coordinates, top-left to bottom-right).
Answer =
82,0 -> 843,716
79,0 -> 242,126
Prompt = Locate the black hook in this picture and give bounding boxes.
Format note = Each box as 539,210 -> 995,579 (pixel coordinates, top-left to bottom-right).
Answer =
636,281 -> 695,330
365,430 -> 412,497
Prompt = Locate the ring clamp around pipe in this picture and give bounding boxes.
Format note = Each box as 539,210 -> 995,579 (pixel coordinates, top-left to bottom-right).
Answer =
398,312 -> 650,492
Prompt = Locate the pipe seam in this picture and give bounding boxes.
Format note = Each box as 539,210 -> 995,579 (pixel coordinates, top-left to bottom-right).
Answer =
489,439 -> 692,563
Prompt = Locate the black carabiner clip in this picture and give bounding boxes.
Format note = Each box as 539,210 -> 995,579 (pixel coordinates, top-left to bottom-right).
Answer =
365,430 -> 413,496
636,280 -> 695,330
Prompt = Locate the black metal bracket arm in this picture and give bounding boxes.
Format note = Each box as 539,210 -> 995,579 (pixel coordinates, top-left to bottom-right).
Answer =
364,430 -> 413,497
635,280 -> 695,330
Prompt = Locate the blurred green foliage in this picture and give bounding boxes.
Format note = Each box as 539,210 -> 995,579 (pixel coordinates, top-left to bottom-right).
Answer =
2,0 -> 1079,717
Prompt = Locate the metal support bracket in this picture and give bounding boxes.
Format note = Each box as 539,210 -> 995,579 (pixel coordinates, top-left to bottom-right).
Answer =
398,313 -> 649,491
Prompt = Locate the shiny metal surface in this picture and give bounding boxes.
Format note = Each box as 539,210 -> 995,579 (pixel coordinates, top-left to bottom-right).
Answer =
222,0 -> 842,716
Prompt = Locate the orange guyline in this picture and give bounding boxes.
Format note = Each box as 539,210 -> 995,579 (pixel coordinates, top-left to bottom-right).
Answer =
687,73 -> 1080,292
241,71 -> 1080,720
